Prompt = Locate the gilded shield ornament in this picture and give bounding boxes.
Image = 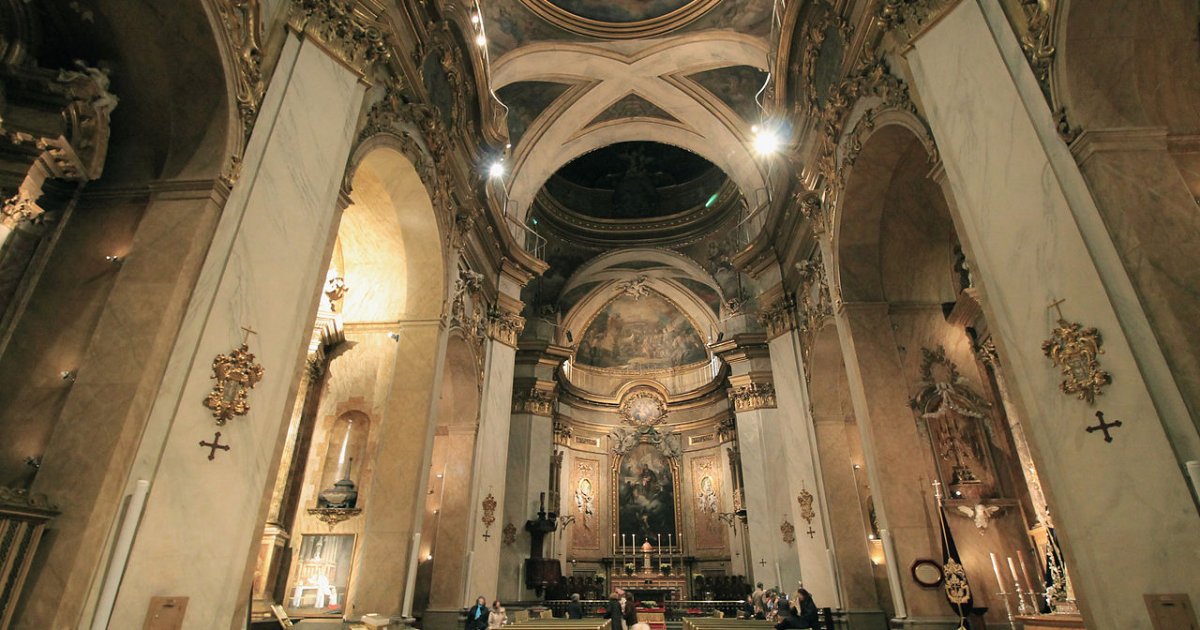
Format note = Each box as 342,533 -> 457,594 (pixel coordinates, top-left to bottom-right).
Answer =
942,558 -> 971,605
203,343 -> 265,425
797,488 -> 816,525
780,519 -> 795,544
1042,319 -> 1111,404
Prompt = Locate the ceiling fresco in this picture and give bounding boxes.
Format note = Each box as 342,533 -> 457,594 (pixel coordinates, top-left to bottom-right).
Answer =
576,292 -> 708,371
542,0 -> 697,23
687,65 -> 770,124
586,94 -> 680,128
496,81 -> 573,148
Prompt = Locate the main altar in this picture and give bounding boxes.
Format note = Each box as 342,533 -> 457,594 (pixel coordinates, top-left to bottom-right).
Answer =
605,542 -> 689,601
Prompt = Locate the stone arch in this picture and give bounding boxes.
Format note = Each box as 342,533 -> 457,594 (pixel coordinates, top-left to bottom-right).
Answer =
832,121 -> 956,305
1055,0 -> 1200,133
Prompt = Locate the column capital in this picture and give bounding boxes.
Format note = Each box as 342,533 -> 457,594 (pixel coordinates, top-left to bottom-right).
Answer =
285,0 -> 391,77
487,308 -> 525,348
709,332 -> 770,364
727,374 -> 777,412
512,383 -> 556,417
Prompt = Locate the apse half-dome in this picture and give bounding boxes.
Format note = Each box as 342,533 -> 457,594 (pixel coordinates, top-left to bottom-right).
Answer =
575,292 -> 708,372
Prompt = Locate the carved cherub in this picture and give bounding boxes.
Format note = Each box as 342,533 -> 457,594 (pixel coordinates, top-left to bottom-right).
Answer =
956,503 -> 1002,531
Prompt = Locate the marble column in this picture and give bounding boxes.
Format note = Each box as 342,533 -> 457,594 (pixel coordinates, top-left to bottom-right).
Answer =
101,33 -> 365,630
906,2 -> 1200,627
712,334 -> 801,593
461,308 -> 525,606
765,324 -> 840,608
499,340 -> 569,602
831,302 -> 947,623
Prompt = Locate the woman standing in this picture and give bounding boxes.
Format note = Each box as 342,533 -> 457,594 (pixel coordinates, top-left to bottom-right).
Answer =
567,593 -> 584,619
489,600 -> 508,629
466,596 -> 488,630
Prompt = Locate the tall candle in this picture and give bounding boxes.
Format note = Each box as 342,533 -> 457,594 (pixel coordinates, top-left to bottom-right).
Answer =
1007,556 -> 1020,583
990,553 -> 1005,590
1018,552 -> 1036,594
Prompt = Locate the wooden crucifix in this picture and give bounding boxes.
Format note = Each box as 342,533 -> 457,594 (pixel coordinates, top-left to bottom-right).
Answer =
806,526 -> 816,539
200,431 -> 230,460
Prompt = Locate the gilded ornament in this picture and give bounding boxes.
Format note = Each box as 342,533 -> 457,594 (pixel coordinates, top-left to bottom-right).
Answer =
307,507 -> 362,531
942,558 -> 971,605
202,342 -> 265,425
780,519 -> 795,544
797,488 -> 816,525
1041,308 -> 1111,404
502,522 -> 517,545
728,382 -> 776,412
618,389 -> 668,427
481,492 -> 498,538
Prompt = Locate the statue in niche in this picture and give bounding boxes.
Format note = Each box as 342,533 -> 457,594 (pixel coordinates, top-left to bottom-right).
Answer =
909,346 -> 994,493
574,477 -> 595,529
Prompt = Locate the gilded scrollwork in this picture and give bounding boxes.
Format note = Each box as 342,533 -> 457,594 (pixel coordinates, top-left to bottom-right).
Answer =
214,0 -> 265,138
487,308 -> 526,347
757,293 -> 798,339
513,386 -> 555,417
202,343 -> 266,425
287,0 -> 391,73
618,388 -> 668,427
1042,317 -> 1111,405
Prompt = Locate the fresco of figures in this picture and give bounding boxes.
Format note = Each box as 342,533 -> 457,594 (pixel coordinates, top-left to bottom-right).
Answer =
618,443 -> 677,543
576,293 -> 707,371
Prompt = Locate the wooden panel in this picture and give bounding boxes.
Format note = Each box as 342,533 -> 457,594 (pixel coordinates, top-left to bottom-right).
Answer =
1145,593 -> 1199,630
142,596 -> 188,630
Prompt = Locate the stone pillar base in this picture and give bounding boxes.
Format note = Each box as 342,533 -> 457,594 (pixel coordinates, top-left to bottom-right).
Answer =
842,610 -> 888,630
421,608 -> 465,630
889,617 -> 968,629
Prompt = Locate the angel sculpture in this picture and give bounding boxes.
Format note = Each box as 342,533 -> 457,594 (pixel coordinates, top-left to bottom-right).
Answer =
957,503 -> 1002,531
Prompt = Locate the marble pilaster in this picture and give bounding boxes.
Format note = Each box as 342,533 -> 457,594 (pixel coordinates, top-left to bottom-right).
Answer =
906,2 -> 1200,626
102,34 -> 365,629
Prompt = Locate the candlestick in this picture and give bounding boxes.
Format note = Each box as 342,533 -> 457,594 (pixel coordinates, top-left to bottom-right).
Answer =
990,553 -> 1004,589
1018,552 -> 1040,612
1008,557 -> 1029,614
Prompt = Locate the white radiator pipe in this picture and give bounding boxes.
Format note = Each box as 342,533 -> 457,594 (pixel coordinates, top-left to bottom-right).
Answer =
90,479 -> 150,630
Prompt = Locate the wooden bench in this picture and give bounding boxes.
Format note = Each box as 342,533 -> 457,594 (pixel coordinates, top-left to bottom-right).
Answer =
683,611 -> 838,630
512,618 -> 612,630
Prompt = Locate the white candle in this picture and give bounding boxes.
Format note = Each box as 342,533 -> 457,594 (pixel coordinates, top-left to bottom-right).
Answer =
1018,552 -> 1036,594
990,553 -> 1005,589
1007,556 -> 1020,583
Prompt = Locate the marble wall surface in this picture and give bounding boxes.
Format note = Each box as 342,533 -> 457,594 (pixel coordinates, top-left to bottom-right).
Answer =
103,35 -> 366,629
907,2 -> 1200,627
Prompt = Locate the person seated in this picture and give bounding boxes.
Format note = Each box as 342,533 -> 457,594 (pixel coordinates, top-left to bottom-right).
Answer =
774,589 -> 819,630
741,595 -> 755,619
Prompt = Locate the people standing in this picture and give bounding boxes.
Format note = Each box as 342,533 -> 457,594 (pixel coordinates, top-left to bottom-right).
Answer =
621,589 -> 638,630
567,593 -> 584,620
489,600 -> 508,629
467,596 -> 488,630
751,582 -> 765,614
607,590 -> 624,630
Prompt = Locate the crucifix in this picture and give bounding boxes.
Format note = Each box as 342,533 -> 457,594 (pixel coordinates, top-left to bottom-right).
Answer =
758,558 -> 767,567
240,325 -> 258,344
1047,297 -> 1067,320
199,431 -> 230,460
482,530 -> 492,541
1086,411 -> 1122,443
806,526 -> 816,539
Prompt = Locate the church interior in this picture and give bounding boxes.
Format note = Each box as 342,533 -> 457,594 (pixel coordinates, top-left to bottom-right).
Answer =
1,1 -> 1199,629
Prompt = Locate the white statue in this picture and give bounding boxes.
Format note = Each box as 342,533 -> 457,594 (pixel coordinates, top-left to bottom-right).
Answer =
957,503 -> 1002,530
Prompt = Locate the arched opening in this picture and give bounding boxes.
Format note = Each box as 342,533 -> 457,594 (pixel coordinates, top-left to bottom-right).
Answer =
254,142 -> 449,621
832,121 -> 1057,626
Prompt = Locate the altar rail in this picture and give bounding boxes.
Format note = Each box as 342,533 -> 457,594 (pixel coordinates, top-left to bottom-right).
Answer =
0,488 -> 58,630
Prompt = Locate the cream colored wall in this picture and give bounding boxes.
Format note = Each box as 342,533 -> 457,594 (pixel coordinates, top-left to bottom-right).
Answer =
906,2 -> 1200,627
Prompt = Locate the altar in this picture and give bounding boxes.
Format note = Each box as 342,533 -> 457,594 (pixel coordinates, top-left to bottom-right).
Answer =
609,573 -> 688,602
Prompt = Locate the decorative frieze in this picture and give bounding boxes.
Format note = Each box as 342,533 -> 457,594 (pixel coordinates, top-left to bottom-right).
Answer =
513,387 -> 555,417
214,0 -> 266,139
728,381 -> 777,412
487,309 -> 526,347
286,0 -> 391,74
757,293 -> 798,339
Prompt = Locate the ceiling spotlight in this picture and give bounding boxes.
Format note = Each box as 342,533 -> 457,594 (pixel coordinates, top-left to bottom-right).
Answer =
752,126 -> 782,156
105,255 -> 123,265
471,12 -> 480,24
488,161 -> 505,179
475,33 -> 487,47
60,370 -> 77,382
